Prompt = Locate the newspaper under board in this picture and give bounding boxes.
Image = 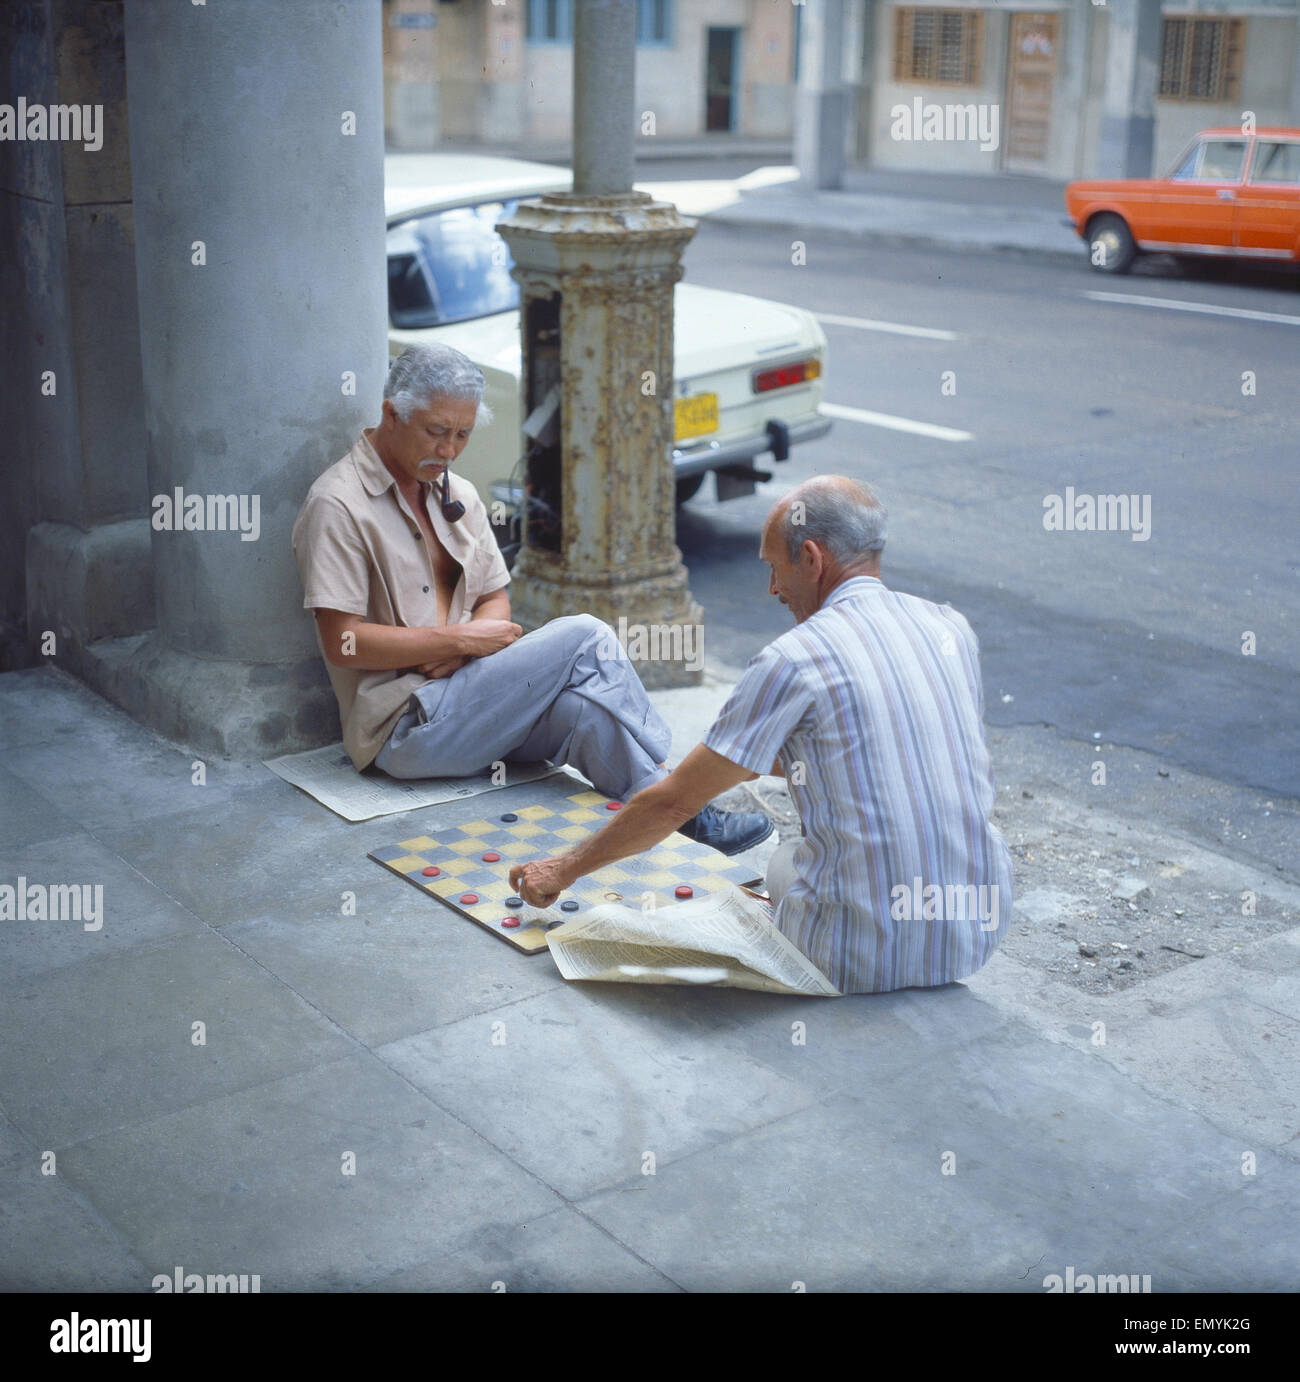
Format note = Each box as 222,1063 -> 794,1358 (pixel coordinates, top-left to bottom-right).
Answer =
544,883 -> 840,997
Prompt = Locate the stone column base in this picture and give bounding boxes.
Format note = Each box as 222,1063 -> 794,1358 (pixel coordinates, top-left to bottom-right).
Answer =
26,520 -> 155,649
26,519 -> 336,757
510,549 -> 704,689
67,631 -> 338,760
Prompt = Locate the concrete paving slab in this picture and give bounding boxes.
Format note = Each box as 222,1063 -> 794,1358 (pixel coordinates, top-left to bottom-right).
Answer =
93,780 -> 375,928
56,1053 -> 562,1292
969,939 -> 1300,1157
1104,994 -> 1300,1154
0,1160 -> 147,1292
379,982 -> 828,1201
4,713 -> 268,835
0,929 -> 355,1146
224,898 -> 566,1048
0,765 -> 84,849
0,1108 -> 33,1166
0,667 -> 112,752
364,1204 -> 678,1293
675,982 -> 1014,1094
0,832 -> 204,984
578,1071 -> 1298,1292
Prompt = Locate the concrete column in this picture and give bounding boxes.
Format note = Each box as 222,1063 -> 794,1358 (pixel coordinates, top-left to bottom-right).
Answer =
850,0 -> 877,165
384,0 -> 440,150
1,0 -> 153,669
496,0 -> 703,688
744,0 -> 796,138
116,0 -> 388,756
795,0 -> 849,189
573,0 -> 636,196
1098,0 -> 1163,178
481,0 -> 527,146
1289,17 -> 1300,123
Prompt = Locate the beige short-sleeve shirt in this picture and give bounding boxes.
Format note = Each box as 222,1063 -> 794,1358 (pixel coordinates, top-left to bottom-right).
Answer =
291,432 -> 511,770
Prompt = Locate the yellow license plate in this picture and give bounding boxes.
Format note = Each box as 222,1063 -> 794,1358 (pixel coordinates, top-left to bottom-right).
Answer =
674,392 -> 719,441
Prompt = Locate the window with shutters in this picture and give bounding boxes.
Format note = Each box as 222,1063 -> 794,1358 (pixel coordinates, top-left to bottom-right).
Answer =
893,9 -> 983,86
1159,17 -> 1246,102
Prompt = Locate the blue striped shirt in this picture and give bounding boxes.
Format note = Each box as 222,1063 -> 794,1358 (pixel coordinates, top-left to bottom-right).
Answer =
704,576 -> 1013,994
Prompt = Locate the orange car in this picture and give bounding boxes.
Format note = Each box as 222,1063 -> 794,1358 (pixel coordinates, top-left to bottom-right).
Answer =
1065,127 -> 1300,273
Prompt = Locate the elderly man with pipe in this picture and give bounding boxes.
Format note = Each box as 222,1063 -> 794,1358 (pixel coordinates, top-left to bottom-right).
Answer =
512,475 -> 1014,994
291,343 -> 771,857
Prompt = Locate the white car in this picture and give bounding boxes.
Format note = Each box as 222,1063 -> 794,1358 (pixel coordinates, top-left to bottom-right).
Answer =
384,155 -> 830,551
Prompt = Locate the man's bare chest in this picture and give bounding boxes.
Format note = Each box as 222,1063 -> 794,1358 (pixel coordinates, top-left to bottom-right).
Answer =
405,491 -> 461,610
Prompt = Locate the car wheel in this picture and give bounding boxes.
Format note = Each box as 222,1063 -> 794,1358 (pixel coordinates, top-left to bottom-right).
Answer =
1086,214 -> 1137,274
675,473 -> 706,505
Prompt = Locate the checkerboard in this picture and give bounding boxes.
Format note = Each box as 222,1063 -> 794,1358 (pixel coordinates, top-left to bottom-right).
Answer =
368,789 -> 762,953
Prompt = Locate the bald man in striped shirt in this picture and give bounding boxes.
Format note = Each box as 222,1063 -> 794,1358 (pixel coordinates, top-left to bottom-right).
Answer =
512,476 -> 1014,995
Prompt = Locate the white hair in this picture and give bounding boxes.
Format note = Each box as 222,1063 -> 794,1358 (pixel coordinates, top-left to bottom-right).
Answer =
385,344 -> 493,426
783,479 -> 887,563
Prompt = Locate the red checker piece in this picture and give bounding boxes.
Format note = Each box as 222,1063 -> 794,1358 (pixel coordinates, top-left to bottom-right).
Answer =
674,885 -> 694,899
482,851 -> 502,863
501,916 -> 521,929
421,866 -> 440,877
605,801 -> 622,811
459,892 -> 479,905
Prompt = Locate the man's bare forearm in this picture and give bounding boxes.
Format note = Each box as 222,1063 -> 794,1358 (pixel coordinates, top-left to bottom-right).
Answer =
562,781 -> 696,878
471,588 -> 511,622
332,620 -> 467,671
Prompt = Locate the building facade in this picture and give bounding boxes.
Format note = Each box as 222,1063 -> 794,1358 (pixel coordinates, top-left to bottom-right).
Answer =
383,0 -> 798,148
384,0 -> 1300,179
860,0 -> 1300,178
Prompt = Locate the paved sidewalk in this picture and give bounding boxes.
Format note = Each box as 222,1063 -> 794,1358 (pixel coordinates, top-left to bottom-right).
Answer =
441,137 -> 1083,264
1,665 -> 1296,1292
699,166 -> 1081,263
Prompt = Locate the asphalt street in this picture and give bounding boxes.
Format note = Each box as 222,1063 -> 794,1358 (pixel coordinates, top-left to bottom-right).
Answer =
672,223 -> 1300,824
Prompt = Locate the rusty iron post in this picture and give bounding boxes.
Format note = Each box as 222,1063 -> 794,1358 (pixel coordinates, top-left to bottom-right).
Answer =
496,0 -> 703,688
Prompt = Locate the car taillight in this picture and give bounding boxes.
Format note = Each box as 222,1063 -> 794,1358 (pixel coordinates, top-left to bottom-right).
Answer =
752,358 -> 821,393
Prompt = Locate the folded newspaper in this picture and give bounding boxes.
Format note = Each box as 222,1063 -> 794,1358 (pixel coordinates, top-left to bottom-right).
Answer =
544,883 -> 840,996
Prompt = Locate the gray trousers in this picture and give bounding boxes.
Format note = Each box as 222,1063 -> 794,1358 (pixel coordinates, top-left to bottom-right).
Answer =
374,614 -> 671,802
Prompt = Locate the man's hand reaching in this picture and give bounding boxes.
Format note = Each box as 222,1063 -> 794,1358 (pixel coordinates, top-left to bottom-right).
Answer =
509,857 -> 577,909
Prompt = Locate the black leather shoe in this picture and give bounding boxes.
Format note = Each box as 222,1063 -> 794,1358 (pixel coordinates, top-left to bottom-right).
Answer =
677,803 -> 774,857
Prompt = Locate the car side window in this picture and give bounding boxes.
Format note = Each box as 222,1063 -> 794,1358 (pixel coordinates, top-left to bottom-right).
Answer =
1249,141 -> 1300,185
386,199 -> 523,329
1170,144 -> 1202,180
1198,140 -> 1246,181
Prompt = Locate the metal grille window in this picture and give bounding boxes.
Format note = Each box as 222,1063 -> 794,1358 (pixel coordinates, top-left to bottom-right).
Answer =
893,8 -> 982,86
1159,17 -> 1245,102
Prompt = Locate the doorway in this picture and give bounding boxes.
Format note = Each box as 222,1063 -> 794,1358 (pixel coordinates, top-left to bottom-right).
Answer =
1003,13 -> 1060,171
705,27 -> 740,133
